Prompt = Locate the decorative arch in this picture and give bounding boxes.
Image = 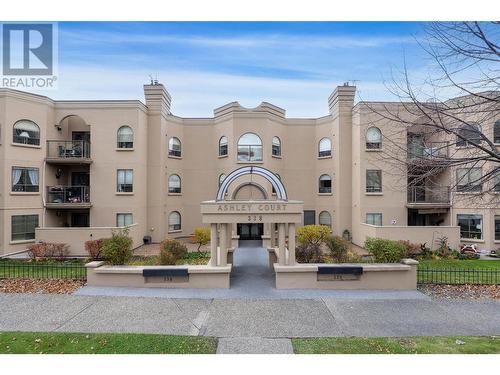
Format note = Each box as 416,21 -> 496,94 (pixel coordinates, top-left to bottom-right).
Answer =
231,182 -> 269,200
216,166 -> 287,201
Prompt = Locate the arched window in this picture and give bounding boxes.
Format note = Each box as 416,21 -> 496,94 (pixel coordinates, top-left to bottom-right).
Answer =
493,121 -> 500,144
219,136 -> 228,156
366,127 -> 382,149
168,174 -> 181,194
13,120 -> 40,146
319,211 -> 332,228
117,126 -> 133,148
237,133 -> 262,161
457,123 -> 482,147
219,173 -> 226,187
168,137 -> 181,157
319,174 -> 332,194
272,136 -> 281,156
168,211 -> 181,232
318,138 -> 331,157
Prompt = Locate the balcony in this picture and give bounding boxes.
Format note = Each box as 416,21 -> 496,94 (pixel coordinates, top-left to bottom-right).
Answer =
46,140 -> 92,164
407,141 -> 450,170
45,186 -> 91,209
407,186 -> 451,209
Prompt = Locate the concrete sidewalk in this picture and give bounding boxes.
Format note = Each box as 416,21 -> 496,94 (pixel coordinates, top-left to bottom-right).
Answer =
1,294 -> 499,341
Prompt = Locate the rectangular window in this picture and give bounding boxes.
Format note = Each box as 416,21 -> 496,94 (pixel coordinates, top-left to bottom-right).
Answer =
457,214 -> 483,239
116,213 -> 133,227
366,213 -> 383,226
117,169 -> 133,192
237,145 -> 263,162
494,168 -> 500,192
456,168 -> 482,192
11,215 -> 38,241
495,216 -> 500,241
303,210 -> 316,225
11,167 -> 39,192
366,170 -> 382,193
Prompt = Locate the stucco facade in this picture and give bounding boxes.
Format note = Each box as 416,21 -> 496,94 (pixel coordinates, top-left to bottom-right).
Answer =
0,82 -> 498,256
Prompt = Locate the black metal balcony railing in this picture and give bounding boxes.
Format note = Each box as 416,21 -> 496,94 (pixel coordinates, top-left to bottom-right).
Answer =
407,186 -> 450,204
46,140 -> 91,159
47,186 -> 90,204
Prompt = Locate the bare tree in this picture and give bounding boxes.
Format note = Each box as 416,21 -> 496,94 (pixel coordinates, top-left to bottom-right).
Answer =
365,22 -> 500,207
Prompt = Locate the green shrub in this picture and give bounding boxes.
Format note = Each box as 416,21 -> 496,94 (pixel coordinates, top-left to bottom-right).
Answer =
325,235 -> 349,262
193,227 -> 211,252
159,239 -> 188,265
295,242 -> 323,263
296,225 -> 330,246
364,237 -> 407,263
101,228 -> 133,265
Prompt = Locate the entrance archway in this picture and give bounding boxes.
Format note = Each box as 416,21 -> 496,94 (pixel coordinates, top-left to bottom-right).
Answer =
201,167 -> 303,280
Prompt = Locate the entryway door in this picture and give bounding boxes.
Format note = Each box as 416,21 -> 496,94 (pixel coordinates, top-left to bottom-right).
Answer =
237,223 -> 263,240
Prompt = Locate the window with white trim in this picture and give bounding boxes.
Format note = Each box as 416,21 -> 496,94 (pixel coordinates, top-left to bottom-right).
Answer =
272,136 -> 281,156
219,136 -> 228,156
319,211 -> 332,228
318,138 -> 331,157
457,214 -> 482,239
169,211 -> 181,232
456,167 -> 482,192
366,169 -> 382,193
366,213 -> 382,226
13,120 -> 40,146
366,127 -> 382,149
116,213 -> 133,227
11,167 -> 39,192
237,133 -> 262,161
319,174 -> 332,193
11,214 -> 38,241
168,137 -> 181,157
117,126 -> 134,148
117,169 -> 133,192
168,174 -> 181,193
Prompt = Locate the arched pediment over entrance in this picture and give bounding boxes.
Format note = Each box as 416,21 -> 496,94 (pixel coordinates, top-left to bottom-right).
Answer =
216,166 -> 287,201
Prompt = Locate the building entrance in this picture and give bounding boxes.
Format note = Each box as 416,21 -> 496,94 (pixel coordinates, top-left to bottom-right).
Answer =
237,223 -> 263,241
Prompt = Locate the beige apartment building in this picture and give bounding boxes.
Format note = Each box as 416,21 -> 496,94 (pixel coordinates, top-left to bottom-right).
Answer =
0,82 -> 499,257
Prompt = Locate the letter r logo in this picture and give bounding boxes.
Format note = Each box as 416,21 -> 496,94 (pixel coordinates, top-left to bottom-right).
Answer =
2,23 -> 53,75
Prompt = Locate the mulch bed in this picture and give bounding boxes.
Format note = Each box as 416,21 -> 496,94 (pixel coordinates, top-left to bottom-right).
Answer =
0,278 -> 85,294
418,284 -> 500,299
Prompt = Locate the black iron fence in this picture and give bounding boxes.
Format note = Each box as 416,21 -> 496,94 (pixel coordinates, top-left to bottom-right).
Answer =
417,267 -> 499,285
0,260 -> 87,280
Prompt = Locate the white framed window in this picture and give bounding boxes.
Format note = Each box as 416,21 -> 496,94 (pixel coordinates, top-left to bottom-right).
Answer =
116,213 -> 133,227
366,127 -> 382,149
456,167 -> 482,192
366,169 -> 382,193
11,167 -> 39,192
168,174 -> 181,193
319,174 -> 332,193
319,211 -> 332,228
272,136 -> 281,156
117,169 -> 133,192
318,137 -> 331,157
494,121 -> 500,144
169,211 -> 181,232
495,215 -> 500,241
237,133 -> 262,161
366,213 -> 382,226
457,214 -> 482,239
117,126 -> 134,148
11,214 -> 38,241
168,137 -> 181,157
13,120 -> 40,146
219,136 -> 228,156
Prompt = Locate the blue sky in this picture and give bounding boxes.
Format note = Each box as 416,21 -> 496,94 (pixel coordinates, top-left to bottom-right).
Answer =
43,22 -> 429,117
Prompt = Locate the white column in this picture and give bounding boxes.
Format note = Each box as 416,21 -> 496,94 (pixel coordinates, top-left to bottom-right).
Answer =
210,223 -> 218,266
219,223 -> 228,267
278,223 -> 286,266
270,223 -> 275,247
288,223 -> 296,266
227,223 -> 232,249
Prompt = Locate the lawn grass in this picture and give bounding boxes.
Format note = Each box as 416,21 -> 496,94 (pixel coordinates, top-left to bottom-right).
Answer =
0,332 -> 217,354
292,336 -> 500,354
418,259 -> 500,270
0,259 -> 86,279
